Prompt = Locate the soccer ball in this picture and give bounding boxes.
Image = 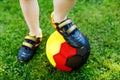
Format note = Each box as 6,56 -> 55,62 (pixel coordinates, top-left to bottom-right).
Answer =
46,31 -> 90,72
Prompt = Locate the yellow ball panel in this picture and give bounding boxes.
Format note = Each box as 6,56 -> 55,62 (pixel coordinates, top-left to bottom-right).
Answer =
46,31 -> 65,67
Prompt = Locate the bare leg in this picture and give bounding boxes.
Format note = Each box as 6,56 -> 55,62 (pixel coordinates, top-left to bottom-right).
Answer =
18,0 -> 42,62
20,0 -> 42,37
53,0 -> 76,22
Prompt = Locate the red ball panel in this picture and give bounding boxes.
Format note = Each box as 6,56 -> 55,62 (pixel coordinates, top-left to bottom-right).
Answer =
56,65 -> 72,72
53,53 -> 72,71
53,42 -> 76,71
60,42 -> 76,58
54,53 -> 66,65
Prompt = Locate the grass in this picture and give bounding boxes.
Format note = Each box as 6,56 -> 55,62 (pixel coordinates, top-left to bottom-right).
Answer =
0,0 -> 120,80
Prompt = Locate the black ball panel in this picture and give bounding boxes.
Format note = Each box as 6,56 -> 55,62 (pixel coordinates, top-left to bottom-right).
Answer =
66,46 -> 90,69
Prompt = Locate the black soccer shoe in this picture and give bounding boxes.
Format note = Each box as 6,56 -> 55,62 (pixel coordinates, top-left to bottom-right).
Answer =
17,34 -> 42,62
51,13 -> 90,49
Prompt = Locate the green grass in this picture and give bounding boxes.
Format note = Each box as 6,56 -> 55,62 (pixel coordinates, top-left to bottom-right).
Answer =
0,0 -> 120,80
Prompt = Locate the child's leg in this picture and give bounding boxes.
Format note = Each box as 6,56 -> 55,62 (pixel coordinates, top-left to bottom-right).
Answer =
18,0 -> 42,62
53,0 -> 76,22
52,0 -> 90,48
20,0 -> 42,37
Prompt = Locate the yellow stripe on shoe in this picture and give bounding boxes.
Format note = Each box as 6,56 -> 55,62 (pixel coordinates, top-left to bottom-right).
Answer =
22,41 -> 33,48
25,36 -> 36,42
51,12 -> 57,29
66,25 -> 77,34
58,20 -> 72,29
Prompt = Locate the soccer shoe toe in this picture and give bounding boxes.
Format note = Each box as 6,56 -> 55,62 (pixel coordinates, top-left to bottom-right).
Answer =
18,47 -> 33,62
65,28 -> 90,49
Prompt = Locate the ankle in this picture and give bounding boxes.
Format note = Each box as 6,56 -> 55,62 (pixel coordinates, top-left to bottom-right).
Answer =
53,14 -> 67,23
29,30 -> 42,38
